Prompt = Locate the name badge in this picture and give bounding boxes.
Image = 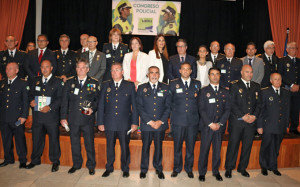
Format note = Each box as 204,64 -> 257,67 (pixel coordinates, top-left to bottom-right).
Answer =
209,98 -> 216,103
176,88 -> 183,93
106,54 -> 111,58
35,86 -> 41,91
221,69 -> 226,74
74,88 -> 79,95
157,92 -> 163,97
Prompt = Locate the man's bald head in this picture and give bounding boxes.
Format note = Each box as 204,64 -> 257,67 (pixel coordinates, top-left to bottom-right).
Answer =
241,64 -> 253,81
270,73 -> 282,88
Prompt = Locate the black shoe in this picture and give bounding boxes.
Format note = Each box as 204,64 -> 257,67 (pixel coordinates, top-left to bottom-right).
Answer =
51,163 -> 59,172
213,173 -> 223,181
290,130 -> 300,135
26,163 -> 39,169
140,172 -> 146,179
102,170 -> 112,177
225,170 -> 232,178
273,170 -> 281,176
238,169 -> 250,177
171,171 -> 178,177
122,171 -> 129,178
186,172 -> 194,178
199,175 -> 205,182
261,168 -> 268,176
89,168 -> 95,175
155,170 -> 165,179
19,163 -> 27,169
0,161 -> 14,167
68,167 -> 80,174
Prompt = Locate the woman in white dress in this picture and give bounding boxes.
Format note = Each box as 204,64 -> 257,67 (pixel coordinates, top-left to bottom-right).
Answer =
196,45 -> 212,88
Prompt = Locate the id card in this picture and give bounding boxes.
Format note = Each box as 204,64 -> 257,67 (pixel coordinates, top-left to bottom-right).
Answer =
35,86 -> 41,91
209,98 -> 216,103
106,54 -> 111,58
176,88 -> 183,93
74,88 -> 79,95
221,69 -> 226,74
157,92 -> 164,97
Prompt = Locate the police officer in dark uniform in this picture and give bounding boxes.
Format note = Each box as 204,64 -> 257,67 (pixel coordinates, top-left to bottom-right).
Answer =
60,59 -> 100,175
257,40 -> 279,88
225,65 -> 262,178
0,35 -> 27,79
98,62 -> 138,178
102,28 -> 129,81
169,62 -> 201,178
258,73 -> 290,176
55,34 -> 76,82
0,62 -> 28,168
198,67 -> 231,182
278,42 -> 300,135
26,60 -> 63,172
216,43 -> 243,89
137,66 -> 171,179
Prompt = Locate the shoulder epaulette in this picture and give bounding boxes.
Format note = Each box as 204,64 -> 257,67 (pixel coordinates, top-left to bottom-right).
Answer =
170,78 -> 178,82
231,80 -> 238,84
122,43 -> 128,46
160,82 -> 168,85
102,80 -> 112,83
67,76 -> 74,80
19,50 -> 25,53
103,43 -> 109,45
20,78 -> 26,81
282,87 -> 289,91
90,77 -> 98,81
261,87 -> 269,90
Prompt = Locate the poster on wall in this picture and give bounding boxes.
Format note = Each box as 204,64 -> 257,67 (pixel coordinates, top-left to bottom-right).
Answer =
112,0 -> 181,36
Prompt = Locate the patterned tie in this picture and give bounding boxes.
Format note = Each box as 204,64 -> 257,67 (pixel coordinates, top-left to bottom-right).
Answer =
38,49 -> 43,64
89,51 -> 94,66
248,58 -> 252,66
185,81 -> 188,89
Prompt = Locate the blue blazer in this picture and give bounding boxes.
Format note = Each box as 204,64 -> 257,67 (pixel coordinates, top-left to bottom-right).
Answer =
168,54 -> 197,80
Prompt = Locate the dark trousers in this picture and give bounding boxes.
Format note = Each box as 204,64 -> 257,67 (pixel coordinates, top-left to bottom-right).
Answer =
31,122 -> 61,164
259,133 -> 284,171
225,124 -> 256,171
290,93 -> 300,131
69,123 -> 95,169
105,130 -> 130,172
198,128 -> 223,175
0,122 -> 27,164
141,131 -> 165,173
173,125 -> 198,173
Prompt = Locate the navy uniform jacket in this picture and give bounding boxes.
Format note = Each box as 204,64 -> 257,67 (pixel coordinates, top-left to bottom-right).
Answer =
137,82 -> 171,131
25,49 -> 57,80
29,76 -> 63,124
258,87 -> 290,134
257,54 -> 279,88
0,50 -> 27,79
206,53 -> 225,66
228,79 -> 262,131
168,54 -> 197,80
278,56 -> 300,90
61,76 -> 100,125
198,85 -> 231,133
169,78 -> 201,126
0,77 -> 29,122
55,50 -> 77,78
102,43 -> 129,81
215,57 -> 243,88
97,80 -> 138,131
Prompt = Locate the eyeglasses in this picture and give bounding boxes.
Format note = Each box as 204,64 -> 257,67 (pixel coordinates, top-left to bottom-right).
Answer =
87,41 -> 97,43
37,40 -> 47,42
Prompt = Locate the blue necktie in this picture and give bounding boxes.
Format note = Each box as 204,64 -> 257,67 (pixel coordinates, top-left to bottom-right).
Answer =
153,84 -> 157,94
80,80 -> 83,88
185,81 -> 188,89
249,58 -> 252,66
181,56 -> 184,63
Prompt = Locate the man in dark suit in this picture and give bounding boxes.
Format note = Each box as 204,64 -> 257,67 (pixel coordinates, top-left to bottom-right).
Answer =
25,34 -> 57,83
60,59 -> 100,175
26,60 -> 63,172
102,28 -> 129,81
198,68 -> 231,182
0,62 -> 28,168
169,62 -> 201,178
258,40 -> 279,88
55,34 -> 76,82
76,34 -> 89,59
206,41 -> 225,66
168,39 -> 197,80
278,41 -> 300,135
258,73 -> 290,176
81,36 -> 106,86
97,62 -> 138,178
215,43 -> 243,89
137,66 -> 171,179
225,65 -> 262,178
0,35 -> 27,79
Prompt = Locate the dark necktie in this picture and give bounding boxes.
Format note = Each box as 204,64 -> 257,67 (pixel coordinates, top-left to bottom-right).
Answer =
8,80 -> 12,88
214,56 -> 216,63
43,78 -> 48,86
116,82 -> 119,90
215,86 -> 218,93
62,51 -> 66,57
227,58 -> 230,63
153,84 -> 157,94
113,45 -> 116,51
10,51 -> 13,57
268,56 -> 272,64
248,58 -> 252,66
293,58 -> 296,64
276,89 -> 279,95
185,81 -> 188,89
181,56 -> 184,63
80,80 -> 83,88
246,82 -> 250,90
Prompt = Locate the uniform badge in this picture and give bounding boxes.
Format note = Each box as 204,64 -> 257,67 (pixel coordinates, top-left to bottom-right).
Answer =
269,96 -> 273,101
221,64 -> 224,68
206,93 -> 210,98
61,82 -> 64,86
287,63 -> 290,67
97,55 -> 100,61
36,81 -> 40,85
98,85 -> 101,91
256,92 -> 258,99
176,84 -> 179,89
120,50 -> 123,57
287,69 -> 290,72
3,56 -> 6,61
106,50 -> 109,54
194,93 -> 197,97
107,87 -> 111,92
26,86 -> 30,90
143,88 -> 147,92
69,60 -> 72,64
57,55 -> 60,59
71,84 -> 75,88
239,88 -> 243,93
87,88 -> 90,91
1,84 -> 4,88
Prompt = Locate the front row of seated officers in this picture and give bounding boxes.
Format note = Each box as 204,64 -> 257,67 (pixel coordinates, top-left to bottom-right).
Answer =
0,57 -> 290,182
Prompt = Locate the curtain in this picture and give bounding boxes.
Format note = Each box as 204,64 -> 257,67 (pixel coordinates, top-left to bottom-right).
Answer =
0,0 -> 30,50
268,0 -> 300,58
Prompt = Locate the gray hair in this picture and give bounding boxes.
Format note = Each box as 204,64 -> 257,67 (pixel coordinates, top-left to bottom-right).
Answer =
263,40 -> 275,49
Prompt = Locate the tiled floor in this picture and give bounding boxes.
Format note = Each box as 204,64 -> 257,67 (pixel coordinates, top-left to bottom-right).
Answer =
0,160 -> 299,187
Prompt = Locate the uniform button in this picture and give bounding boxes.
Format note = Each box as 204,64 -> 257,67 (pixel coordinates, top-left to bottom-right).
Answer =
279,101 -> 281,103
154,109 -> 156,111
228,81 -> 230,82
229,67 -> 231,69
63,65 -> 65,67
80,91 -> 82,93
116,94 -> 118,96
216,99 -> 219,102
217,110 -> 219,112
79,109 -> 81,111
7,94 -> 9,97
154,103 -> 156,105
42,94 -> 44,96
228,76 -> 230,78
248,102 -> 251,104
154,115 -> 156,117
186,104 -> 188,106
186,98 -> 188,100
278,120 -> 280,122
43,89 -> 45,91
186,110 -> 188,112
115,112 -> 118,115
6,100 -> 9,102
116,100 -> 118,102
7,88 -> 10,91
115,106 -> 118,108
79,103 -> 82,105
6,106 -> 9,108
80,97 -> 82,99
217,105 -> 219,107
280,114 -> 282,116
154,96 -> 156,99
248,107 -> 251,110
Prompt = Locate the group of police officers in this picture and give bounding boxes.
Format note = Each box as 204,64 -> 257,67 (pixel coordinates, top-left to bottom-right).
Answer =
0,31 -> 299,182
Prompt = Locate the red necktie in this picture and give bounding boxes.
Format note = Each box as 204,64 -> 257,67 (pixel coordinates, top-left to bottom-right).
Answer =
83,48 -> 86,52
38,49 -> 43,64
